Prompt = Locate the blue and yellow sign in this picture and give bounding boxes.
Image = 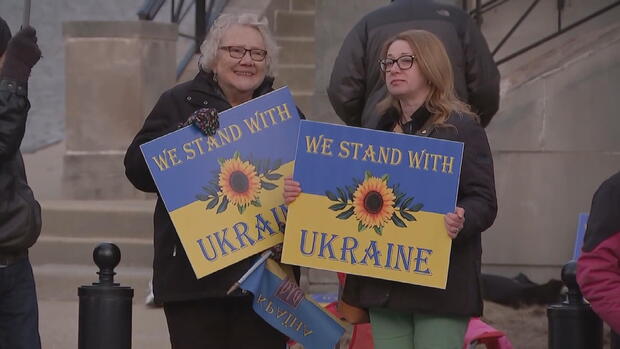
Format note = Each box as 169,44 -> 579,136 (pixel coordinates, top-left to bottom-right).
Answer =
140,87 -> 301,278
282,121 -> 464,289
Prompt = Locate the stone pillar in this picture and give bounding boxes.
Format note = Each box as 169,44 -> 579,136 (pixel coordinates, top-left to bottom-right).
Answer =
62,21 -> 178,199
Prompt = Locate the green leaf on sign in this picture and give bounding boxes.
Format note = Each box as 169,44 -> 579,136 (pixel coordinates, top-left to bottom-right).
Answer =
394,193 -> 406,206
196,194 -> 210,201
337,187 -> 348,203
329,203 -> 347,211
381,174 -> 389,182
217,196 -> 229,214
261,181 -> 277,190
400,197 -> 413,211
233,151 -> 240,159
265,173 -> 283,181
391,214 -> 407,228
251,199 -> 261,207
400,210 -> 416,221
238,204 -> 246,214
325,190 -> 339,201
345,185 -> 355,201
373,226 -> 383,235
364,170 -> 372,180
207,196 -> 219,209
336,207 -> 355,219
358,221 -> 367,232
410,203 -> 424,212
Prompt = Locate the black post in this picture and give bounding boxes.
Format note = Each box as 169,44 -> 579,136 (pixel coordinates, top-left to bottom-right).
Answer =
78,243 -> 134,349
195,0 -> 206,53
547,261 -> 603,349
474,0 -> 483,26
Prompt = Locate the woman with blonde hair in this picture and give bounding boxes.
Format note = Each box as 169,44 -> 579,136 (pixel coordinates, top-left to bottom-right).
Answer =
284,29 -> 497,348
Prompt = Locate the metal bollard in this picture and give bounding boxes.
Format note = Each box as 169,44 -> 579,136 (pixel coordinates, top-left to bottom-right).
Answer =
78,242 -> 134,349
547,261 -> 603,349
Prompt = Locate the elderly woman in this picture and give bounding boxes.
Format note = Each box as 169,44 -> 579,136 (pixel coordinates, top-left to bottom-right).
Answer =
284,29 -> 497,348
125,13 -> 289,349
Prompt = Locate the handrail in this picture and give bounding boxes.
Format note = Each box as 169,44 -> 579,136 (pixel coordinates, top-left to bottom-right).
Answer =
463,0 -> 620,65
137,0 -> 165,21
137,0 -> 228,79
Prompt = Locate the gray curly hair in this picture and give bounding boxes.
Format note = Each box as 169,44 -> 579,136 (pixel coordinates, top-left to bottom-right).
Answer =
199,13 -> 279,77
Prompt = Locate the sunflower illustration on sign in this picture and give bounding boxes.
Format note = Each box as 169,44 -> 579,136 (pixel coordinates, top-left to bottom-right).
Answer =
326,171 -> 424,235
196,152 -> 283,214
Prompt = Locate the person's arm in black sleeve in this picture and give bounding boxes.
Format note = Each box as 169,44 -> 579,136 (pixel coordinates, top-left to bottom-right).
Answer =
0,80 -> 29,161
463,18 -> 500,128
327,20 -> 368,127
124,90 -> 180,193
454,117 -> 497,241
0,26 -> 41,161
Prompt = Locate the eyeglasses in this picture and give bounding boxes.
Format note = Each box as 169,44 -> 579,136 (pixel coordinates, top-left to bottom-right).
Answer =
219,46 -> 267,62
379,55 -> 416,72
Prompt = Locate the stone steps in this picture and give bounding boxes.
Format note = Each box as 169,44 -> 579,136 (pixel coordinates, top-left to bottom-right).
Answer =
31,200 -> 155,301
40,200 -> 155,239
33,263 -> 152,302
274,10 -> 315,37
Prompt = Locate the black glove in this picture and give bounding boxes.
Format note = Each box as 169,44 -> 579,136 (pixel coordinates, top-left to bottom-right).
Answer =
0,26 -> 42,83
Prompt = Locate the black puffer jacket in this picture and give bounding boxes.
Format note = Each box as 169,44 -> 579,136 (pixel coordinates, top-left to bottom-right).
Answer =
125,70 -> 299,303
328,0 -> 500,128
342,107 -> 497,317
0,79 -> 41,253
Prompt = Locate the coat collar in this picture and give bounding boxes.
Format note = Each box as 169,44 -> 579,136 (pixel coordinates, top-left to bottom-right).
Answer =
378,105 -> 434,137
185,69 -> 275,108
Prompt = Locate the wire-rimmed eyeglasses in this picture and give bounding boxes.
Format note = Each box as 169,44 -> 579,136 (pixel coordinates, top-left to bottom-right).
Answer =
379,55 -> 416,72
219,46 -> 267,62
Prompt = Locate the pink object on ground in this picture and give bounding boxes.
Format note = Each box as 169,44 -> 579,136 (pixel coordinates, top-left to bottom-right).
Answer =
463,317 -> 513,349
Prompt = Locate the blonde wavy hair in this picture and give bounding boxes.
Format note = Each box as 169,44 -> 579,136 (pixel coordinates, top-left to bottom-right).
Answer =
199,13 -> 279,77
376,30 -> 477,126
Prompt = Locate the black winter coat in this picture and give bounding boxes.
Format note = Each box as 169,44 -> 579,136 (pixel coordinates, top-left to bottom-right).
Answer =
0,79 -> 41,254
341,107 -> 497,317
328,0 -> 500,128
125,70 -> 287,303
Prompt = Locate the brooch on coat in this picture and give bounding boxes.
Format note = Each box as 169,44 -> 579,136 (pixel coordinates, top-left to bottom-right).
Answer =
179,108 -> 220,136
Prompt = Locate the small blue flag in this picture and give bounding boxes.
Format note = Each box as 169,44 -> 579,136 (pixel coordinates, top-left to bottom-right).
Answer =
239,258 -> 345,349
573,212 -> 589,260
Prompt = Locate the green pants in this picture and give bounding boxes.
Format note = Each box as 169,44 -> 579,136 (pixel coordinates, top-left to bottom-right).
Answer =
369,308 -> 469,349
